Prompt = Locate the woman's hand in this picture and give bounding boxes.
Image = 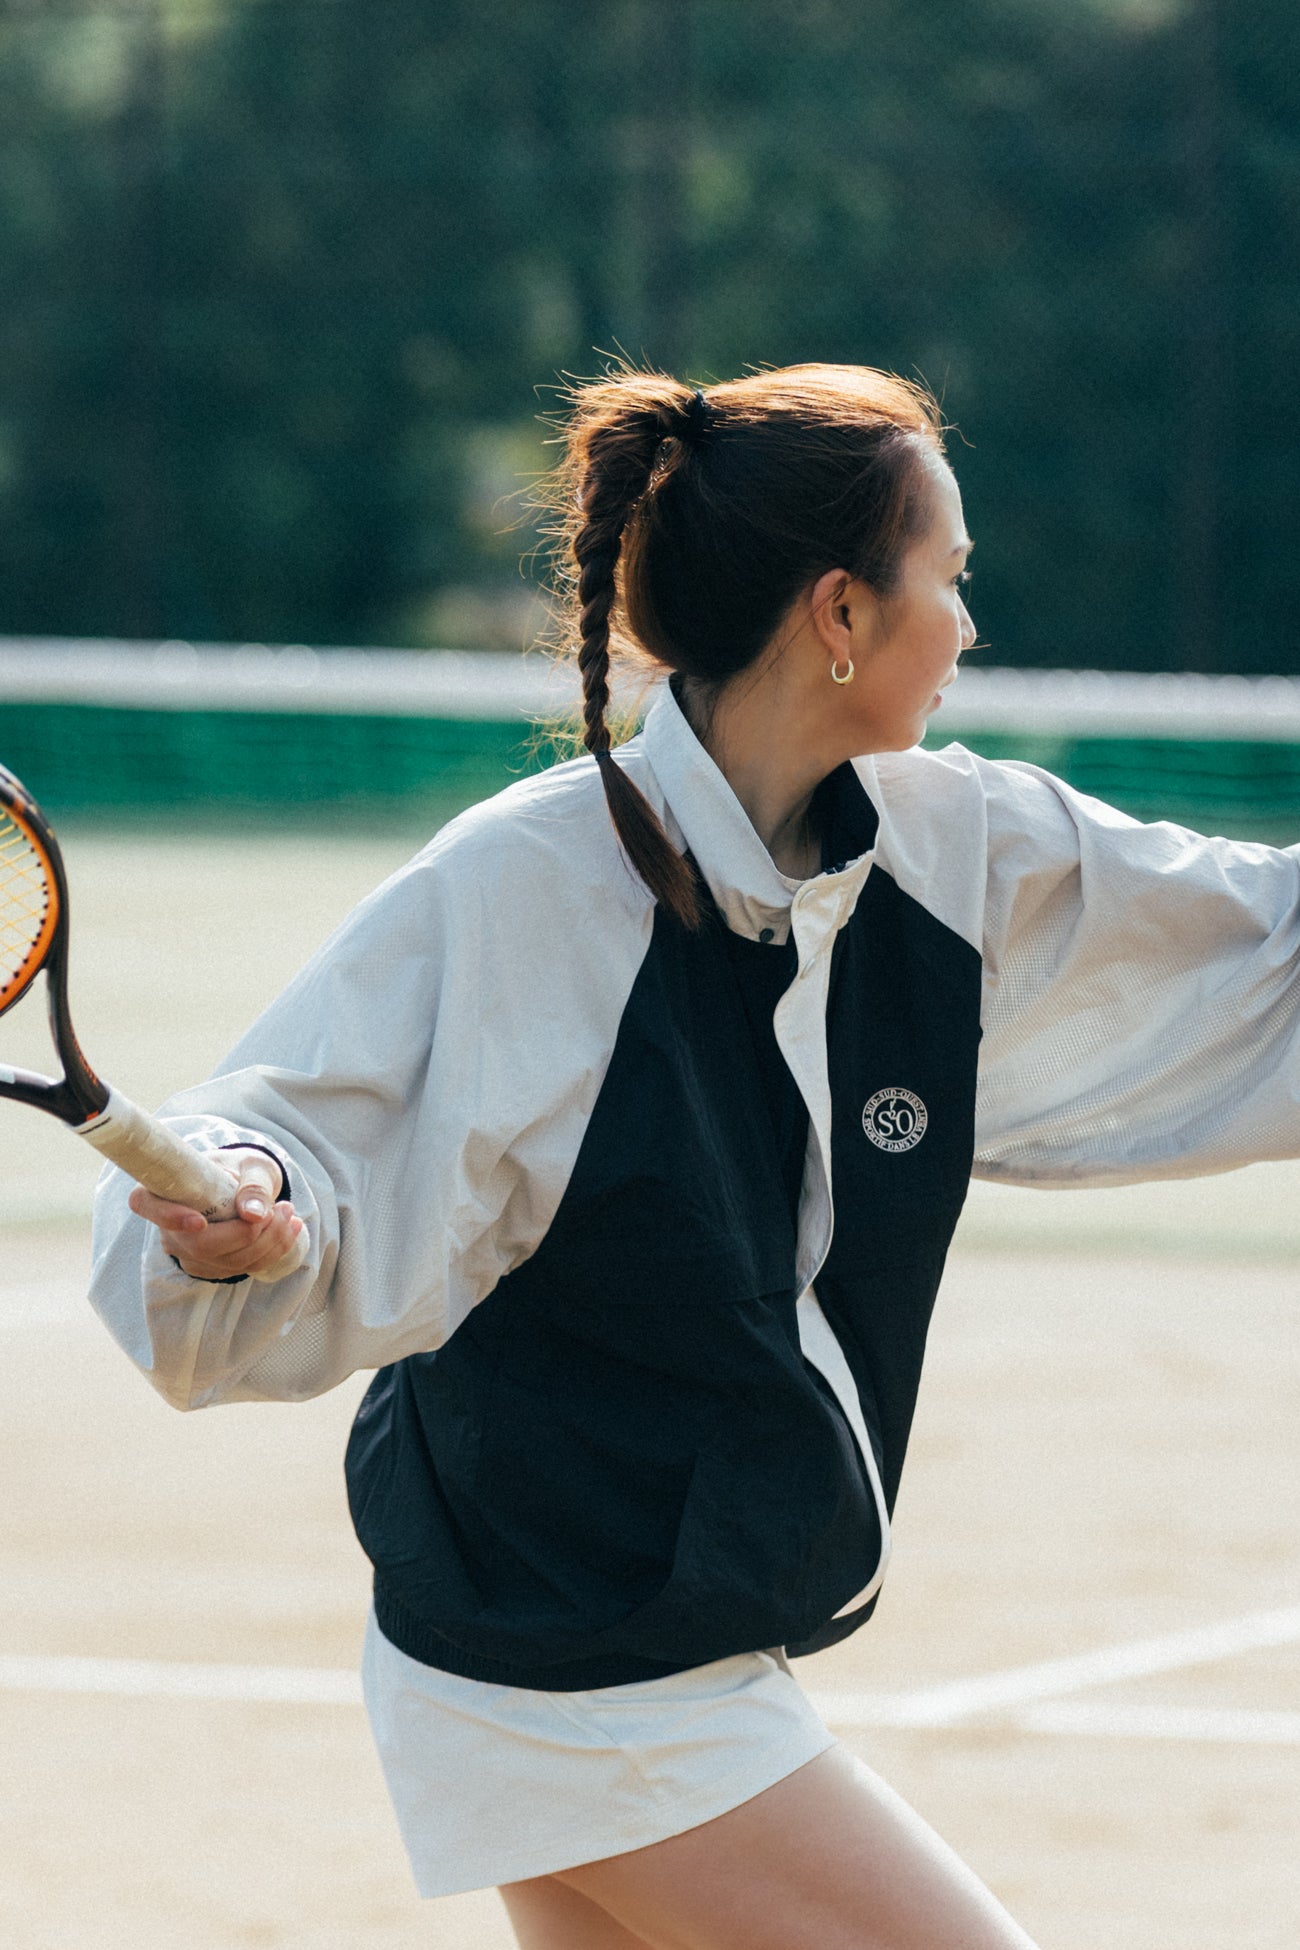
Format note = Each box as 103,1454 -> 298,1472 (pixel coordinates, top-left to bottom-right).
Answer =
127,1146 -> 307,1282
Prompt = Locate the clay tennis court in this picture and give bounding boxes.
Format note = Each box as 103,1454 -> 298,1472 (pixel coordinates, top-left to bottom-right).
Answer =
3,830 -> 1298,1949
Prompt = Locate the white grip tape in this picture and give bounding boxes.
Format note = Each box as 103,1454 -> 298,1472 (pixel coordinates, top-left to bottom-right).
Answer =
76,1090 -> 310,1284
76,1089 -> 239,1218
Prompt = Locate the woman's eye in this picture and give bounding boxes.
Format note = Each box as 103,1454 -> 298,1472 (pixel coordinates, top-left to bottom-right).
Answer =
953,570 -> 971,590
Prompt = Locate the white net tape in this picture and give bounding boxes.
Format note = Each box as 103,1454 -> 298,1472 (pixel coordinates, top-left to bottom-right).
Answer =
2,639 -> 1300,740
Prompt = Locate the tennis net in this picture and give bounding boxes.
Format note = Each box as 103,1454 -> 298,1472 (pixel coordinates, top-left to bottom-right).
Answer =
4,639 -> 1300,838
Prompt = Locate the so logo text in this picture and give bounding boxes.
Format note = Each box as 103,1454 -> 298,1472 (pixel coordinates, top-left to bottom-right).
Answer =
861,1088 -> 928,1153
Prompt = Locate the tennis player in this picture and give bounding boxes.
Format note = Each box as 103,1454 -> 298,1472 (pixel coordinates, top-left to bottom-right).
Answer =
92,365 -> 1300,1949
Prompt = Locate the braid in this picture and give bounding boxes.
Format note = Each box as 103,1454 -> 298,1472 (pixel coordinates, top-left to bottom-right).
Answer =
568,400 -> 702,928
541,360 -> 946,929
574,525 -> 620,759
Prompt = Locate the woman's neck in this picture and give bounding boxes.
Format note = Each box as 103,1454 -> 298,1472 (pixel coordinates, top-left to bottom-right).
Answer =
681,668 -> 833,880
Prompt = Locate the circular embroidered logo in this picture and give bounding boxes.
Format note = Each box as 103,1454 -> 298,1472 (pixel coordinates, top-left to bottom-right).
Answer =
862,1088 -> 928,1153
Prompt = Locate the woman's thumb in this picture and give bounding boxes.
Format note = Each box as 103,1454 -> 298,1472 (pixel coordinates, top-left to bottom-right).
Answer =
228,1148 -> 283,1223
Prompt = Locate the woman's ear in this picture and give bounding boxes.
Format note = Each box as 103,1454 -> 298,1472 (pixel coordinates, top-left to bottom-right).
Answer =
808,568 -> 878,661
807,568 -> 851,659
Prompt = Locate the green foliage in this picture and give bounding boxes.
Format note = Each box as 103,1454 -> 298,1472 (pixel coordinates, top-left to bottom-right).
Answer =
0,0 -> 1297,669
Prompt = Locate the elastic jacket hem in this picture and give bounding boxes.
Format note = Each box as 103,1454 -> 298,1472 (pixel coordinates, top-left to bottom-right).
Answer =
373,1577 -> 709,1692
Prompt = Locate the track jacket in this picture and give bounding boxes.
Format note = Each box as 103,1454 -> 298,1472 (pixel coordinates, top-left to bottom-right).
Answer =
91,682 -> 1300,1688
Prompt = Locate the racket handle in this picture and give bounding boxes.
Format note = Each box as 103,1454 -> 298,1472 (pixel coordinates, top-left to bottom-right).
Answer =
76,1088 -> 243,1219
77,1088 -> 310,1285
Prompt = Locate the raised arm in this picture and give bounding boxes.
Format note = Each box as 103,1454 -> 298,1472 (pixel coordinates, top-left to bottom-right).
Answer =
972,757 -> 1300,1186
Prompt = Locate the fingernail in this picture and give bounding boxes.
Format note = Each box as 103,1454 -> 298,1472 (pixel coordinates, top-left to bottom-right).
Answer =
242,1195 -> 269,1220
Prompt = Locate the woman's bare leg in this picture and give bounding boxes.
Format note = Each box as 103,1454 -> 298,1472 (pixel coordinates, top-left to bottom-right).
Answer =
501,1874 -> 658,1949
549,1746 -> 1041,1950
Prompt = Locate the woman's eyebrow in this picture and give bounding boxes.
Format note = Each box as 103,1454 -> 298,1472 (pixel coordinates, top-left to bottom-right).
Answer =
949,537 -> 974,558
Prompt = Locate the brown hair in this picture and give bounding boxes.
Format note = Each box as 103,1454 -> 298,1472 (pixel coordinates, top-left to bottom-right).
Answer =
547,363 -> 946,927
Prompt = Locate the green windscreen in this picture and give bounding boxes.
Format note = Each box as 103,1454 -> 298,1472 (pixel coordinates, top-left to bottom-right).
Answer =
4,648 -> 1300,841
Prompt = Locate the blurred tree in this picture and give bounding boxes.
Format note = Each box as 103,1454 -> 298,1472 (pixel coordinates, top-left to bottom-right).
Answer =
0,0 -> 1295,669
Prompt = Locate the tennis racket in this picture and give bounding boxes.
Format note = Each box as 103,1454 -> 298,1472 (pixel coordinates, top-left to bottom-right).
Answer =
0,759 -> 268,1226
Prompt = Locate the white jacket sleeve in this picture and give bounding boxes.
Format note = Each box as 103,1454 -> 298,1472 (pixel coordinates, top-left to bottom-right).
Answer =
88,774 -> 649,1409
972,758 -> 1300,1185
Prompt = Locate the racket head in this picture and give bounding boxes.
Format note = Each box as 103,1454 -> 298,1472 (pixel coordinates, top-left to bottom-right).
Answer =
0,762 -> 64,1019
0,761 -> 104,1125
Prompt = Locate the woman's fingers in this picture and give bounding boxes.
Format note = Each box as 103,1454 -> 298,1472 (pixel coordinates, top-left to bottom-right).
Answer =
249,1206 -> 311,1284
129,1164 -> 306,1283
167,1205 -> 305,1281
128,1185 -> 209,1233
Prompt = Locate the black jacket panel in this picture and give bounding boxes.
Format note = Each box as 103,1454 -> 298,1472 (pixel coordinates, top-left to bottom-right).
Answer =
350,772 -> 983,1688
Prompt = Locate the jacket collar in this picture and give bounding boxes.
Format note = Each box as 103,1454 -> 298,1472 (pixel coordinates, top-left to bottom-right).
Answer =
639,679 -> 875,943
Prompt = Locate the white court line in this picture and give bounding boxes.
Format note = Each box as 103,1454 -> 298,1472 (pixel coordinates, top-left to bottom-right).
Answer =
1019,1702 -> 1300,1746
4,1602 -> 1299,1744
4,1653 -> 1297,1745
811,1603 -> 1300,1728
0,1653 -> 361,1706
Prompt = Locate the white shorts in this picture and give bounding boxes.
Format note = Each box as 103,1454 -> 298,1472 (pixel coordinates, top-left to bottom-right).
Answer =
360,1607 -> 837,1896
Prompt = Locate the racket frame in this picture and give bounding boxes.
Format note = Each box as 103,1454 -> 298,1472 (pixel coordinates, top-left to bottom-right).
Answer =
0,765 -> 110,1126
0,764 -> 261,1227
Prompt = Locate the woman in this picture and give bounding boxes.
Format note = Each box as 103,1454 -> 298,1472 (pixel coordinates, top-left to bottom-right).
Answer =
91,366 -> 1300,1949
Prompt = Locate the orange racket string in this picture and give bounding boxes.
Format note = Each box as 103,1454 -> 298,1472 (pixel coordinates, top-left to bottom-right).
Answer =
0,807 -> 59,1008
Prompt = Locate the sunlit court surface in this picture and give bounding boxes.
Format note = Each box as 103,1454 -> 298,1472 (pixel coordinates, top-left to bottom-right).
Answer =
2,825 -> 1298,1950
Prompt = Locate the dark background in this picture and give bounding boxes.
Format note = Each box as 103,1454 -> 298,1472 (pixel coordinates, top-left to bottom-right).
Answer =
0,0 -> 1296,671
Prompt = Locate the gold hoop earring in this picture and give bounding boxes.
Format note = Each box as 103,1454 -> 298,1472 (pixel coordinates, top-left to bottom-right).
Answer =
830,656 -> 855,685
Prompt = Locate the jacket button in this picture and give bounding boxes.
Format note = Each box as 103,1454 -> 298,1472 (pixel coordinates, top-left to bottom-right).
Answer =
759,927 -> 775,943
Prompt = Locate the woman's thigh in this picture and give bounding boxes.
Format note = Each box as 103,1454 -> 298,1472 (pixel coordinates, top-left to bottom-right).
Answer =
501,1874 -> 658,1949
547,1746 -> 1041,1950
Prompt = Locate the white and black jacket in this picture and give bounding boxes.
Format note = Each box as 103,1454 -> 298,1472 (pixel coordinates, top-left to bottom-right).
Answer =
91,683 -> 1300,1687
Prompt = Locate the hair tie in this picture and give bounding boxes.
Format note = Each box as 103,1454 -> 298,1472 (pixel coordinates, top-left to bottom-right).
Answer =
680,388 -> 712,449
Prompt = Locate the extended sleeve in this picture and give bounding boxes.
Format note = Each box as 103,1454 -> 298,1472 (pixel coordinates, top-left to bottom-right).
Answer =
972,758 -> 1300,1186
88,788 -> 648,1410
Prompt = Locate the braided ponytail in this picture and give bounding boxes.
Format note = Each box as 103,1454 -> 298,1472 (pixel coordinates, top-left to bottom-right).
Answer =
546,360 -> 945,930
562,377 -> 704,929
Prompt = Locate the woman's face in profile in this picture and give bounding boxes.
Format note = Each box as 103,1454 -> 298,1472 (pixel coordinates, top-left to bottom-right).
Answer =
848,458 -> 977,753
